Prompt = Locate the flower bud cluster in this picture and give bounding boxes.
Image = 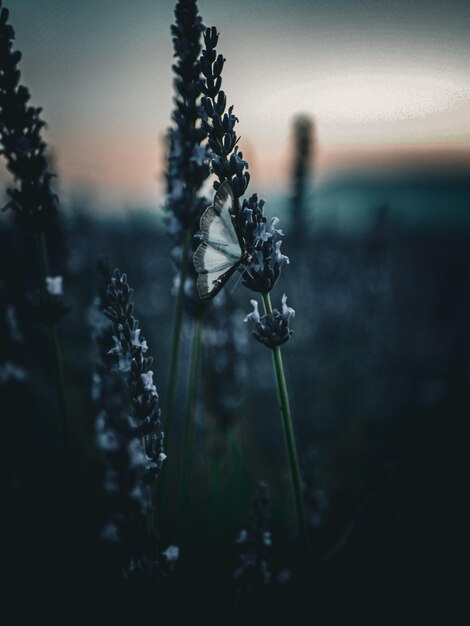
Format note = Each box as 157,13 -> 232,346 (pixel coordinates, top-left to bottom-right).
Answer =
244,295 -> 295,349
104,269 -> 165,481
236,194 -> 289,293
166,0 -> 209,235
199,27 -> 250,199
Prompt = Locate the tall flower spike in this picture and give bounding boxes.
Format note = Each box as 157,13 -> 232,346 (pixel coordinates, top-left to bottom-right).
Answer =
0,1 -> 69,458
166,0 -> 213,321
164,1 -> 210,477
92,268 -> 176,591
244,294 -> 295,349
197,13 -> 308,548
199,27 -> 250,198
166,0 -> 208,233
91,267 -> 151,549
104,269 -> 165,481
0,2 -> 58,232
197,27 -> 289,295
290,114 -> 315,243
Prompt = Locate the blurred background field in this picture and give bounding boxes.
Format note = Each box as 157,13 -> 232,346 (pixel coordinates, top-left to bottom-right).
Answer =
2,167 -> 468,620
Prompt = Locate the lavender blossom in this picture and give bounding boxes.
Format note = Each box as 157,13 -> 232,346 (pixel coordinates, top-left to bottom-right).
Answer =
199,27 -> 249,198
235,194 -> 289,294
198,14 -> 307,549
0,3 -> 68,324
92,268 -> 175,589
0,2 -> 58,232
95,367 -> 173,583
0,3 -> 69,455
104,269 -> 165,481
91,284 -> 150,546
90,270 -> 147,517
166,0 -> 210,316
198,27 -> 289,295
244,294 -> 295,349
45,275 -> 63,296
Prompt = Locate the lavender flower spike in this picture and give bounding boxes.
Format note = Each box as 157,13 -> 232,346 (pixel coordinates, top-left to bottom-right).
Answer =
104,268 -> 165,481
235,193 -> 289,294
0,2 -> 58,232
244,294 -> 294,349
198,28 -> 288,295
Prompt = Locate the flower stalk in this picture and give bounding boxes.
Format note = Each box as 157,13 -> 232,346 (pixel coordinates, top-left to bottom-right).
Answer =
36,232 -> 69,454
163,1 -> 217,536
164,0 -> 209,450
197,21 -> 308,546
262,292 -> 308,547
1,4 -> 70,457
177,314 -> 203,536
94,268 -> 175,590
163,227 -> 192,442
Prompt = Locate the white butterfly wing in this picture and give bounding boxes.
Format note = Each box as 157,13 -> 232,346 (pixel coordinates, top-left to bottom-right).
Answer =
194,182 -> 243,299
193,242 -> 240,274
200,182 -> 239,248
196,269 -> 238,300
193,241 -> 241,299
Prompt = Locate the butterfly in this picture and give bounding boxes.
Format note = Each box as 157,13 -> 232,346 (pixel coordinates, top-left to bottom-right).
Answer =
193,181 -> 250,300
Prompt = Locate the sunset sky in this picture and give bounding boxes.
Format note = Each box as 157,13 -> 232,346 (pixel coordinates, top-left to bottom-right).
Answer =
4,0 -> 470,209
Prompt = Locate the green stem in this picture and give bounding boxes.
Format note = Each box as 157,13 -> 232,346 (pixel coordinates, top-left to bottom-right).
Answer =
178,315 -> 203,537
36,232 -> 70,456
262,292 -> 309,547
158,228 -> 193,532
163,227 -> 192,449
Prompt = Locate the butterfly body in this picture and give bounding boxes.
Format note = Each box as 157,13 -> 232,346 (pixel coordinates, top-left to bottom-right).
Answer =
193,181 -> 249,299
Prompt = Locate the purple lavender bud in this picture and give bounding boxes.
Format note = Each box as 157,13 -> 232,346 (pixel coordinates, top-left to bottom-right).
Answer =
244,295 -> 294,349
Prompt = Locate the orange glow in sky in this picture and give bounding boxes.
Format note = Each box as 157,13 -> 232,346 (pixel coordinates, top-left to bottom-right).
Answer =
3,0 -> 470,209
